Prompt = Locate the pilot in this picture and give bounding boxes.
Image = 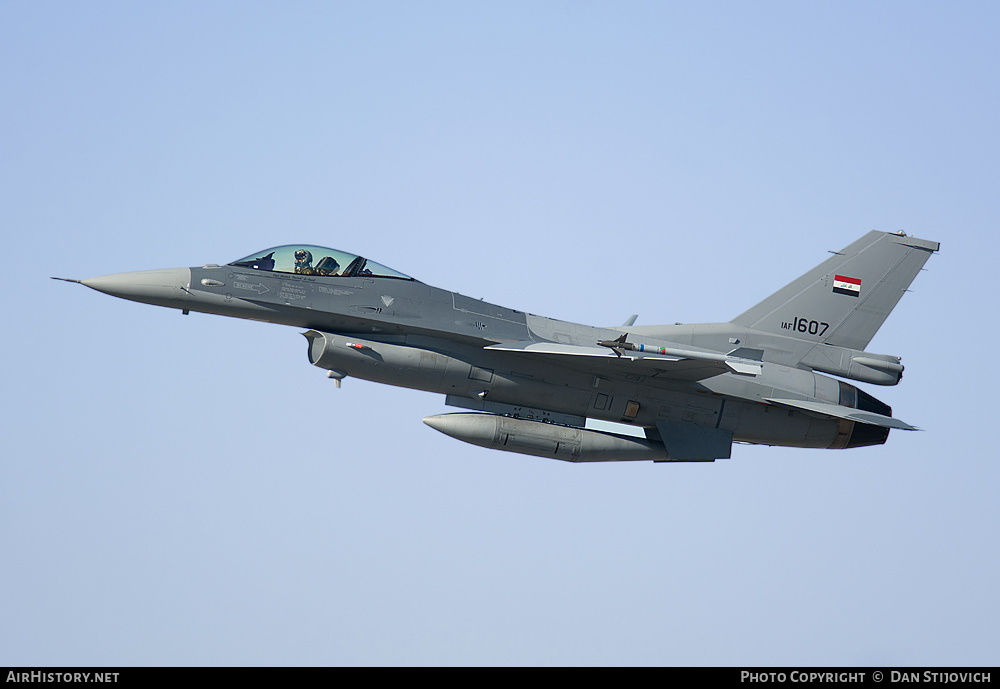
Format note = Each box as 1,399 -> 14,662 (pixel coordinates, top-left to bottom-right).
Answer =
294,249 -> 315,275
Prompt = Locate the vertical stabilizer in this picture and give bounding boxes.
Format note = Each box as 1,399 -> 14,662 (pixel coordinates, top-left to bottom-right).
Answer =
731,231 -> 939,350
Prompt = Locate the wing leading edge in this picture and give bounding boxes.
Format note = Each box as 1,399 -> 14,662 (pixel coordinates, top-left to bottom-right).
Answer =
485,339 -> 762,379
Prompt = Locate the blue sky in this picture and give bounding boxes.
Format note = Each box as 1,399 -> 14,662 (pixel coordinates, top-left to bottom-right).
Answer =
3,2 -> 998,665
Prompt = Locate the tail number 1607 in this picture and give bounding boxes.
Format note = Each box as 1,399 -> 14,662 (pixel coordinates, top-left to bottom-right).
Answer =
781,317 -> 830,337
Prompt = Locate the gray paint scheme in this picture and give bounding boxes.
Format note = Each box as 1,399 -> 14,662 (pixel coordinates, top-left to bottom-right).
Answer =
64,230 -> 939,462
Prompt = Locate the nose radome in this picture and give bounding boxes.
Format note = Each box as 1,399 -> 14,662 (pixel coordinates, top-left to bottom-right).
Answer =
81,268 -> 191,309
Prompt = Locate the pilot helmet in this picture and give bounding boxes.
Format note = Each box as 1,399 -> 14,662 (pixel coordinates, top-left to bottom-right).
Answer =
294,249 -> 313,270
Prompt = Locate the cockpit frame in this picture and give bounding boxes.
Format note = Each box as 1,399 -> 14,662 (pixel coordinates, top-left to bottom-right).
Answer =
229,245 -> 415,281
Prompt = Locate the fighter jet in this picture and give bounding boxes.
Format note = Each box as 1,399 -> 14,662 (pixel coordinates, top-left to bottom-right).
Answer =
57,231 -> 939,462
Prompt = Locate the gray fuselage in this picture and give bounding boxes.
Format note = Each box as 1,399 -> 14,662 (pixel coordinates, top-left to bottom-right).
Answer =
179,262 -> 872,451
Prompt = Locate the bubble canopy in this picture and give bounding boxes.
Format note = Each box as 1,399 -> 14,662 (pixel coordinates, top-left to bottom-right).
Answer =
228,245 -> 413,280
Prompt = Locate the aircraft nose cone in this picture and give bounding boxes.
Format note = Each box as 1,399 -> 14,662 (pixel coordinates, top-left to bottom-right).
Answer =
81,268 -> 192,309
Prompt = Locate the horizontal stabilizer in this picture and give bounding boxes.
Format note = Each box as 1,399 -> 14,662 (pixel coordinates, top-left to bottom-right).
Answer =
766,398 -> 918,431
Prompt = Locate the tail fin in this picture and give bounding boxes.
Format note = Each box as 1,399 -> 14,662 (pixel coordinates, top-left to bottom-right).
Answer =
731,231 -> 940,350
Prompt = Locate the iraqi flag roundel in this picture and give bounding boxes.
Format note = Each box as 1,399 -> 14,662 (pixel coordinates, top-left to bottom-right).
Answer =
833,274 -> 861,297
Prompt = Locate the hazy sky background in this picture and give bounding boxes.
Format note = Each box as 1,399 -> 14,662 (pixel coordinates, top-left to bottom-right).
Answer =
3,2 -> 998,666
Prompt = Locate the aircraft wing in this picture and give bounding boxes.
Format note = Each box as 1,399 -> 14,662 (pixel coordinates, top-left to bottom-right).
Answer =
485,340 -> 761,380
765,398 -> 918,431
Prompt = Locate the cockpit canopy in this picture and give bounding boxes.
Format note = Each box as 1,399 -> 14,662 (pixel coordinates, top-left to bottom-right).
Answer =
229,245 -> 414,280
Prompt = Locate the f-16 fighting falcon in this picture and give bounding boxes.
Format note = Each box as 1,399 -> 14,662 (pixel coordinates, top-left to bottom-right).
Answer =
56,230 -> 939,463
